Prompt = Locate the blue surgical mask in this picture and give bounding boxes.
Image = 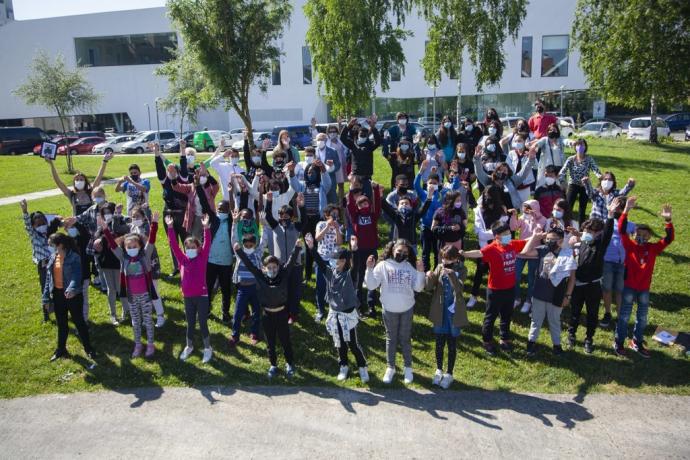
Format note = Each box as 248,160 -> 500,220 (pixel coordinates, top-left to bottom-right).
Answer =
126,247 -> 140,258
486,144 -> 496,153
581,232 -> 594,243
553,210 -> 564,219
218,212 -> 229,220
35,224 -> 48,234
186,248 -> 198,259
500,234 -> 511,245
67,227 -> 79,238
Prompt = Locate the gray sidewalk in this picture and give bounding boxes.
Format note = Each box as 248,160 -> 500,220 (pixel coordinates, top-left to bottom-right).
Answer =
1,387 -> 688,459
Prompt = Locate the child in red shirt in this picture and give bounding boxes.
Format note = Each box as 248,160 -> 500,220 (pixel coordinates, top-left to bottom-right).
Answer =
614,197 -> 674,358
463,221 -> 527,355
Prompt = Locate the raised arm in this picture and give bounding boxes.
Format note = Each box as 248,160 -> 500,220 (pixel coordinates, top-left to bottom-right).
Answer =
472,155 -> 490,186
92,153 -> 112,187
264,196 -> 278,229
46,159 -> 71,197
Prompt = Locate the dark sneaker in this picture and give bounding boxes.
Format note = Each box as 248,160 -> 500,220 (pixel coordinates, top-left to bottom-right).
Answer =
629,339 -> 651,358
584,339 -> 594,354
599,312 -> 612,328
567,332 -> 576,348
484,342 -> 497,357
553,345 -> 564,356
228,336 -> 239,349
267,366 -> 278,379
499,340 -> 513,352
613,341 -> 626,357
526,341 -> 537,357
287,314 -> 296,325
222,312 -> 231,324
50,350 -> 67,362
366,309 -> 379,319
168,269 -> 179,278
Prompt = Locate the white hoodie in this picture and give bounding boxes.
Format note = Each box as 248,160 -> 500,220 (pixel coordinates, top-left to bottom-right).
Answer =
365,259 -> 425,313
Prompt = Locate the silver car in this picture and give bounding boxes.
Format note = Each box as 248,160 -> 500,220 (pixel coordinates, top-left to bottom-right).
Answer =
92,135 -> 136,154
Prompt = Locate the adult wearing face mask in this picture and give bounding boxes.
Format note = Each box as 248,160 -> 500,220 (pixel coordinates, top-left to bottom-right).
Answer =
242,131 -> 265,183
386,138 -> 417,190
529,123 -> 565,188
436,116 -> 459,164
115,164 -> 151,215
473,148 -> 537,211
326,123 -> 348,203
273,129 -> 301,164
528,99 -> 558,139
173,165 -> 220,239
209,137 -> 245,201
483,108 -> 503,138
383,112 -> 416,158
462,221 -> 528,356
46,152 -> 112,216
500,119 -> 531,152
506,134 -> 535,204
559,138 -> 602,224
478,137 -> 505,179
459,117 -> 482,155
313,132 -> 340,204
340,115 -> 381,199
582,172 -> 635,221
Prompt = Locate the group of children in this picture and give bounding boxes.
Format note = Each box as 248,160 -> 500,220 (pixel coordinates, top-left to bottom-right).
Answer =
22,106 -> 675,387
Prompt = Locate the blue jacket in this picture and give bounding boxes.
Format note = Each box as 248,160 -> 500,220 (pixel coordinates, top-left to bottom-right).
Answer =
383,124 -> 417,157
43,250 -> 82,303
413,172 -> 443,228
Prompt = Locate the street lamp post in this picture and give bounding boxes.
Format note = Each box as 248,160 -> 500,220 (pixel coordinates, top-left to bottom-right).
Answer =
144,103 -> 151,130
432,82 -> 438,130
154,97 -> 161,144
560,85 -> 565,117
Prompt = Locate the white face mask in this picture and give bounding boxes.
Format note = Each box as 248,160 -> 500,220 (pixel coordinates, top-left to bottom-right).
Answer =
243,247 -> 255,255
132,219 -> 144,227
266,268 -> 278,278
186,155 -> 195,164
400,144 -> 410,152
316,140 -> 326,149
94,196 -> 105,204
601,179 -> 613,191
230,157 -> 239,166
126,248 -> 139,258
458,152 -> 466,161
281,138 -> 290,146
185,248 -> 198,259
104,214 -> 113,223
67,227 -> 79,238
305,156 -> 314,165
488,127 -> 497,136
545,177 -> 556,186
357,137 -> 367,145
444,121 -> 452,129
513,142 -> 525,150
74,180 -> 86,190
553,210 -> 564,219
398,118 -> 407,126
36,224 -> 48,233
167,172 -> 178,181
328,133 -> 337,140
465,124 -> 474,132
199,176 -> 208,185
251,155 -> 262,165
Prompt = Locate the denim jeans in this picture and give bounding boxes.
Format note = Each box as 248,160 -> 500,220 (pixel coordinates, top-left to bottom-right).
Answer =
615,287 -> 650,345
315,263 -> 328,315
232,284 -> 261,339
514,257 -> 538,301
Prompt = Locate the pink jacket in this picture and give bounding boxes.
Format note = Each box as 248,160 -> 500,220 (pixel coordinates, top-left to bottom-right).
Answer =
167,227 -> 211,297
516,199 -> 547,240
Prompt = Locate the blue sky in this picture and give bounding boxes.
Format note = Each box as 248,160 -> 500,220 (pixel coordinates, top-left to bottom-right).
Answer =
13,0 -> 166,20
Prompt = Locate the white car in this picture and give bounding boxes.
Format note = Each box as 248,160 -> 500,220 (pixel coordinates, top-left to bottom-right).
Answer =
121,130 -> 176,153
627,117 -> 671,140
578,122 -> 622,138
231,131 -> 272,150
92,135 -> 136,154
228,128 -> 245,143
558,117 -> 575,138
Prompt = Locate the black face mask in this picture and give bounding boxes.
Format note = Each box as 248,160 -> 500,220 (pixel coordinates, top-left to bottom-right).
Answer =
394,253 -> 407,263
279,218 -> 290,227
495,172 -> 507,181
548,131 -> 559,139
546,241 -> 560,253
443,262 -> 455,269
536,106 -> 544,113
130,174 -> 140,181
397,186 -> 408,194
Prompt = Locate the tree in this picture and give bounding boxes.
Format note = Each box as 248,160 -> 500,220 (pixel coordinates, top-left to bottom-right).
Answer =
419,0 -> 528,121
167,0 -> 292,134
155,47 -> 220,138
304,0 -> 412,116
572,0 -> 690,143
14,51 -> 99,172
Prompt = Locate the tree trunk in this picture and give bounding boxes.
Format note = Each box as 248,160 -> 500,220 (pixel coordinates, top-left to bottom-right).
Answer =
649,94 -> 658,144
56,107 -> 73,174
179,111 -> 185,140
455,60 -> 463,124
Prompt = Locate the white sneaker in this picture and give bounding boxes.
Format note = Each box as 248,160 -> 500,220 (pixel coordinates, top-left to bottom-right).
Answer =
432,369 -> 443,386
514,299 -> 522,309
179,346 -> 194,361
440,373 -> 454,390
403,367 -> 414,384
110,315 -> 119,326
155,316 -> 166,328
382,367 -> 396,384
520,301 -> 532,314
358,367 -> 370,383
466,295 -> 477,309
337,365 -> 349,381
202,347 -> 213,363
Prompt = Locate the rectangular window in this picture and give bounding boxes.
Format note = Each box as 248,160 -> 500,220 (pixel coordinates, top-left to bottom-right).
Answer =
302,46 -> 312,84
271,59 -> 281,85
541,35 -> 569,77
391,64 -> 401,82
74,33 -> 178,67
521,36 -> 532,77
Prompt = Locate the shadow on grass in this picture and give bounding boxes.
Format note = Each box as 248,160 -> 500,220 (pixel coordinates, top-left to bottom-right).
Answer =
593,155 -> 689,172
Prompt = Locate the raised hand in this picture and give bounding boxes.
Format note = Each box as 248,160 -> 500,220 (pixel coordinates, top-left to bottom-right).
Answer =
286,161 -> 296,172
103,151 -> 114,162
366,255 -> 376,269
581,176 -> 589,185
152,211 -> 160,223
266,191 -> 273,201
416,259 -> 425,272
179,139 -> 186,150
233,242 -> 241,251
625,196 -> 637,212
115,204 -> 123,215
350,235 -> 358,251
201,214 -> 210,228
296,192 -> 305,207
661,203 -> 672,221
19,199 -> 28,213
304,233 -> 314,249
311,117 -> 317,128
164,215 -> 174,227
627,178 -> 636,187
369,113 -> 378,125
231,209 -> 240,221
97,214 -> 107,230
63,216 -> 77,228
295,238 -> 303,248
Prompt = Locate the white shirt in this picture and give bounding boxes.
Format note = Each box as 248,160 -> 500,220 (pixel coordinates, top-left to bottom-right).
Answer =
210,155 -> 245,200
365,259 -> 425,313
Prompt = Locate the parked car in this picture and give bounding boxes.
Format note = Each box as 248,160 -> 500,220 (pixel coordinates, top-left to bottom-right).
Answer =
663,112 -> 690,131
121,130 -> 176,153
232,131 -> 272,150
270,125 -> 312,150
578,122 -> 622,138
558,117 -> 576,138
627,117 -> 671,140
417,116 -> 442,130
193,130 -> 232,152
0,126 -> 49,155
70,130 -> 106,139
582,118 -> 621,127
162,132 -> 195,153
685,124 -> 690,141
501,116 -> 526,132
92,135 -> 137,154
33,135 -> 78,155
228,128 -> 245,143
57,137 -> 105,155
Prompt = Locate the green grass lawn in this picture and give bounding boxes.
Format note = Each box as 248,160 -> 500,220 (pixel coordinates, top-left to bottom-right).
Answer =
0,138 -> 687,399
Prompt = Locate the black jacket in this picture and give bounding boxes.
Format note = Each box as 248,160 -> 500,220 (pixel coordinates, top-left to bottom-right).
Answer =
575,217 -> 614,282
235,245 -> 301,308
381,198 -> 431,245
340,125 -> 381,177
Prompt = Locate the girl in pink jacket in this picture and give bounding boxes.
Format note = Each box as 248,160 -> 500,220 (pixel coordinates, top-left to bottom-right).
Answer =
514,199 -> 547,313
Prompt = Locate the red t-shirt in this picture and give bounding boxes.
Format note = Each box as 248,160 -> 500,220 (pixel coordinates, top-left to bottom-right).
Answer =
480,239 -> 527,290
528,113 -> 558,139
619,213 -> 674,291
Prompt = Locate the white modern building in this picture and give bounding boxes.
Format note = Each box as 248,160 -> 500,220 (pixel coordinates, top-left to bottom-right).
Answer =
0,0 -> 591,134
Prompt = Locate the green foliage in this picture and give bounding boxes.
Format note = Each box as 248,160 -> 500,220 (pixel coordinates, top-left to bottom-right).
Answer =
572,0 -> 690,110
155,47 -> 220,137
304,0 -> 412,116
167,0 -> 292,132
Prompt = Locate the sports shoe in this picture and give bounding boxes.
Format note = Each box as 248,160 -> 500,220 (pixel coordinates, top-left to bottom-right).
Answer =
403,367 -> 414,384
145,344 -> 155,358
432,369 -> 443,386
466,295 -> 477,309
50,350 -> 67,362
599,312 -> 612,328
520,301 -> 532,314
268,366 -> 278,378
337,365 -> 349,381
287,314 -> 295,325
629,339 -> 650,358
567,332 -> 576,348
514,299 -> 522,309
249,333 -> 261,345
484,342 -> 497,356
440,373 -> 454,390
553,345 -> 564,356
285,363 -> 295,378
612,341 -> 626,357
228,336 -> 239,349
526,341 -> 537,357
168,269 -> 179,278
179,346 -> 194,361
132,343 -> 144,358
584,339 -> 594,354
314,312 -> 324,322
202,347 -> 213,363
358,367 -> 370,383
110,315 -> 120,326
155,316 -> 166,328
382,367 -> 396,384
42,308 -> 50,323
499,340 -> 513,352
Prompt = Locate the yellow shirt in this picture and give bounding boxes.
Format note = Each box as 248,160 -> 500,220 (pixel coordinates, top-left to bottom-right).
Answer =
53,254 -> 64,289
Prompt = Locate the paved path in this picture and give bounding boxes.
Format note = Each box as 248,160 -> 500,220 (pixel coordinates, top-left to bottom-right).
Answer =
1,387 -> 688,459
0,172 -> 159,207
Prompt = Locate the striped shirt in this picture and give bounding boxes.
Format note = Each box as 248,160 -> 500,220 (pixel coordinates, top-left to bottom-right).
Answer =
23,213 -> 52,264
585,181 -> 634,220
559,155 -> 601,185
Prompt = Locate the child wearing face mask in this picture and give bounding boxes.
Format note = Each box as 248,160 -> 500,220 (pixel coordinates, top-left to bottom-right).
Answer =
520,227 -> 577,357
306,233 -> 369,382
386,138 -> 417,190
166,214 -> 214,363
340,116 -> 381,199
530,123 -> 565,187
582,171 -> 635,221
173,166 -> 220,239
431,191 -> 468,251
365,239 -> 426,385
60,216 -> 93,322
545,199 -> 579,246
425,245 -> 468,390
514,199 -> 547,314
20,199 -> 60,322
312,205 -> 343,321
479,137 -> 504,174
234,239 -> 303,378
313,135 -> 340,204
382,194 -> 431,253
230,230 -> 266,346
534,165 -> 565,219
46,152 -> 111,216
210,138 -> 245,201
414,171 -> 444,271
101,212 -> 160,358
436,117 -> 458,163
559,138 -> 602,224
462,222 -> 527,356
459,118 -> 482,154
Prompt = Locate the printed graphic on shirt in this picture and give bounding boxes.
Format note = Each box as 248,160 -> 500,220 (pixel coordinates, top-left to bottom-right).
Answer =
126,259 -> 145,276
358,215 -> 372,226
502,250 -> 517,275
385,266 -> 414,294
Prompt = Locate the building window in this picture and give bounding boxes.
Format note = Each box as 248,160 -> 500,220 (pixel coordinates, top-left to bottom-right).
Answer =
302,46 -> 312,84
391,64 -> 401,82
521,36 -> 532,77
74,33 -> 178,67
541,35 -> 569,77
271,59 -> 281,85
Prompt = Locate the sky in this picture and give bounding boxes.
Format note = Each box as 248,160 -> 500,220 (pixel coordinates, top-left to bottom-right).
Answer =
12,0 -> 166,20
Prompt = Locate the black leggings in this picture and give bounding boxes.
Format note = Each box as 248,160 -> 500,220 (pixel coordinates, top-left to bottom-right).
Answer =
303,214 -> 320,280
569,281 -> 602,340
53,289 -> 93,355
482,288 -> 515,342
566,183 -> 589,224
337,319 -> 367,368
471,259 -> 489,297
206,262 -> 233,315
435,334 -> 457,374
262,307 -> 293,366
353,248 -> 379,313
